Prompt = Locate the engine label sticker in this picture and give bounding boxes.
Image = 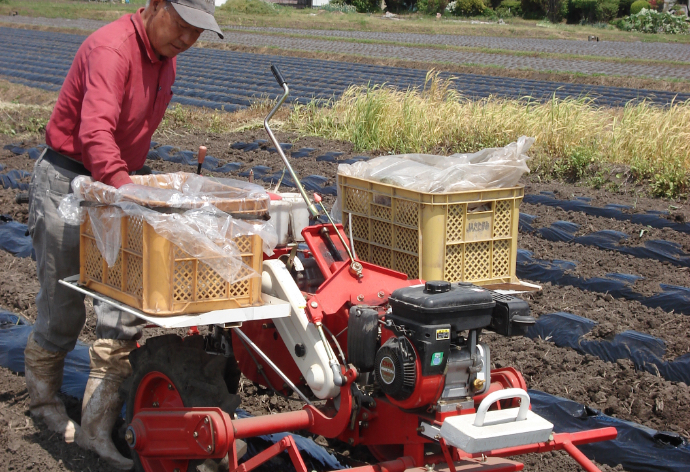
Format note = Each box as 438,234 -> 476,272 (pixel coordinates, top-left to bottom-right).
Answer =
431,352 -> 444,366
379,357 -> 396,384
436,329 -> 450,340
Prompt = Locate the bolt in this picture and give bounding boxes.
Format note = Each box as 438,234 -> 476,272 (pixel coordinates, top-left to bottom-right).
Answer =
377,291 -> 385,298
204,417 -> 209,424
152,402 -> 159,407
310,301 -> 318,308
370,400 -> 376,408
357,294 -> 364,302
361,412 -> 368,420
168,384 -> 173,390
434,434 -> 441,440
416,426 -> 424,432
348,438 -> 354,445
473,378 -> 486,390
124,429 -> 134,446
193,432 -> 198,438
207,445 -> 212,452
361,421 -> 369,429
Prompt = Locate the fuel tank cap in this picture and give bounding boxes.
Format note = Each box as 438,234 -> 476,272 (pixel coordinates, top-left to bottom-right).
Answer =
425,280 -> 451,293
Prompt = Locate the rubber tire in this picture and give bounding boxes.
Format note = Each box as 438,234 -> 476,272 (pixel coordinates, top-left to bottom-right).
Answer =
126,334 -> 241,472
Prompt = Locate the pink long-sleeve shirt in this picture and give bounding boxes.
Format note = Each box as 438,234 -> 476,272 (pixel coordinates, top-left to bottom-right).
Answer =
46,8 -> 176,188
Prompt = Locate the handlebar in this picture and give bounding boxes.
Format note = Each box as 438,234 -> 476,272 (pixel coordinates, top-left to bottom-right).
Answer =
271,65 -> 286,87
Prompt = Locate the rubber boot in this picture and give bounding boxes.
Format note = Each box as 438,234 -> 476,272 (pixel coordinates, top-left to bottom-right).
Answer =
24,333 -> 80,443
76,339 -> 136,471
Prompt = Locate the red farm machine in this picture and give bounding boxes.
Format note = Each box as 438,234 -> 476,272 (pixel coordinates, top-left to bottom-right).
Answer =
64,66 -> 617,472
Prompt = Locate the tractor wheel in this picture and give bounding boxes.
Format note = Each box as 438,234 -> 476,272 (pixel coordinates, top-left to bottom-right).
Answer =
126,334 -> 241,472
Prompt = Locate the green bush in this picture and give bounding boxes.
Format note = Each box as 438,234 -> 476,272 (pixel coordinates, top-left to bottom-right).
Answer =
351,0 -> 380,12
217,0 -> 280,14
599,0 -> 619,20
618,0 -> 635,15
565,0 -> 618,23
448,0 -> 486,15
521,0 -> 545,17
496,0 -> 522,15
419,0 -> 450,14
617,8 -> 689,33
630,0 -> 650,14
540,0 -> 568,21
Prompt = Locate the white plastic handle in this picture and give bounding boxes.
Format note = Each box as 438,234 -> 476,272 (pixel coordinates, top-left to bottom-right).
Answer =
473,388 -> 530,427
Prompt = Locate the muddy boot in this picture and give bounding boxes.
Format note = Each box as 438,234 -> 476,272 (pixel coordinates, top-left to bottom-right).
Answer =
76,339 -> 136,471
24,333 -> 80,443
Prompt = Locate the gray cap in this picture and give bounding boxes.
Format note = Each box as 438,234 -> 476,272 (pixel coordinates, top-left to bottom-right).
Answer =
168,0 -> 224,39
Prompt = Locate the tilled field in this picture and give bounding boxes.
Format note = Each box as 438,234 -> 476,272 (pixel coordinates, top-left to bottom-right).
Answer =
1,130 -> 689,472
2,26 -> 690,112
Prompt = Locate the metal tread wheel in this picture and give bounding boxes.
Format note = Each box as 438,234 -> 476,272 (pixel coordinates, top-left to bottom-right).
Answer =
125,334 -> 240,472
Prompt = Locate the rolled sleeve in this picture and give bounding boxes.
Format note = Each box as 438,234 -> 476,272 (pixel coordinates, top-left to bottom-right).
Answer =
78,46 -> 133,188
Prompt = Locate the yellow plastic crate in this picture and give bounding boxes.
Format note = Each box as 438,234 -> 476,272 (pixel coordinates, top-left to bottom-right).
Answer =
339,175 -> 524,285
79,212 -> 263,316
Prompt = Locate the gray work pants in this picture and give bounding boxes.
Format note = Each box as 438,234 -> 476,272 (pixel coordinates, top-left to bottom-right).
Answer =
28,151 -> 144,353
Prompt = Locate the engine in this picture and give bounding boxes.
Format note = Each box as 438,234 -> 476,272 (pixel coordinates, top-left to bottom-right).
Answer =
348,280 -> 536,411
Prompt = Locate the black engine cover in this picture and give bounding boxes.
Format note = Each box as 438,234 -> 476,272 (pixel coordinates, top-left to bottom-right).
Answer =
389,281 -> 495,332
374,337 -> 416,401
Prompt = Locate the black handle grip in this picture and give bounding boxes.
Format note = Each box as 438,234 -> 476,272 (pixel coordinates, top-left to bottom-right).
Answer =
271,65 -> 286,87
15,192 -> 29,205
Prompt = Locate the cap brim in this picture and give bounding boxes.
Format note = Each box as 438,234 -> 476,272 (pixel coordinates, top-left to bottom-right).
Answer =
170,2 -> 224,39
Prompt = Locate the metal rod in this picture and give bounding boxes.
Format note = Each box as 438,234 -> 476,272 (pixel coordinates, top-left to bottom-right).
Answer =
348,212 -> 356,260
317,200 -> 354,262
263,82 -> 318,218
233,327 -> 312,405
562,441 -> 604,472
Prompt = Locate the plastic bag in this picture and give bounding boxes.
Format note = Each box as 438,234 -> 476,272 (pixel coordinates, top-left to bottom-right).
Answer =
59,173 -> 278,285
337,136 -> 534,193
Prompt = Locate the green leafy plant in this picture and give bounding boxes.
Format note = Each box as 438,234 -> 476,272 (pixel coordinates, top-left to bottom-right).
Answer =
617,8 -> 689,33
319,2 -> 357,12
496,0 -> 522,16
554,147 -> 599,181
420,0 -> 450,14
448,0 -> 486,15
566,0 -> 617,23
629,0 -> 650,14
351,0 -> 380,12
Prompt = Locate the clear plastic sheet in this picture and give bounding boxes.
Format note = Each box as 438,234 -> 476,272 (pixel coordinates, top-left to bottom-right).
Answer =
59,173 -> 278,285
337,136 -> 534,193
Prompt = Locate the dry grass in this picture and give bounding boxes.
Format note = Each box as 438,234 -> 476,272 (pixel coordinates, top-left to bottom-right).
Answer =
0,78 -> 56,138
287,72 -> 690,197
156,99 -> 288,137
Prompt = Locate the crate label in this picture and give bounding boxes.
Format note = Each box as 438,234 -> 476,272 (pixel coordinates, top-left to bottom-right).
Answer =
436,328 -> 450,340
465,213 -> 493,241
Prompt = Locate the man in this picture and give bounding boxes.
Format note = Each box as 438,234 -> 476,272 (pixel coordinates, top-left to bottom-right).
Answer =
25,1 -> 223,469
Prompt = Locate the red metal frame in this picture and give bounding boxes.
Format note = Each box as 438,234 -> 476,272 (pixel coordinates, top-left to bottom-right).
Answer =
129,223 -> 618,472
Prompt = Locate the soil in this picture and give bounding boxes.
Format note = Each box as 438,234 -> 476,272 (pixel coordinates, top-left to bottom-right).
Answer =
1,128 -> 689,472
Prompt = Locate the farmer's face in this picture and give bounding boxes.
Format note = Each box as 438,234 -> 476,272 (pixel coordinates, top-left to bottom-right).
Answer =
146,0 -> 204,58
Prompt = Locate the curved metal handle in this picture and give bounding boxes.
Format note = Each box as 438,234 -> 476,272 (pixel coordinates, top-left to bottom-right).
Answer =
473,388 -> 530,427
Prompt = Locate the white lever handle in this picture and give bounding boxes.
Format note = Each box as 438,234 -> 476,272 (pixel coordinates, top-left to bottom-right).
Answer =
473,388 -> 530,427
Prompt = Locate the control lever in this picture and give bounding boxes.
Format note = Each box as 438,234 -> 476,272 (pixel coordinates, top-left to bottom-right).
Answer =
264,64 -> 319,218
314,193 -> 363,279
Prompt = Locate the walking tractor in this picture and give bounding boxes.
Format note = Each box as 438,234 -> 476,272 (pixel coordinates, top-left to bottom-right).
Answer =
61,66 -> 617,472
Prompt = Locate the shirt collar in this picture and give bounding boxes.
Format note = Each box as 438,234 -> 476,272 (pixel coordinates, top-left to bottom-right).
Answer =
132,8 -> 161,64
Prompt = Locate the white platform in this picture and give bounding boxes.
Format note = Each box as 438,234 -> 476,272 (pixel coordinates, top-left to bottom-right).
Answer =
440,388 -> 553,454
59,275 -> 290,329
